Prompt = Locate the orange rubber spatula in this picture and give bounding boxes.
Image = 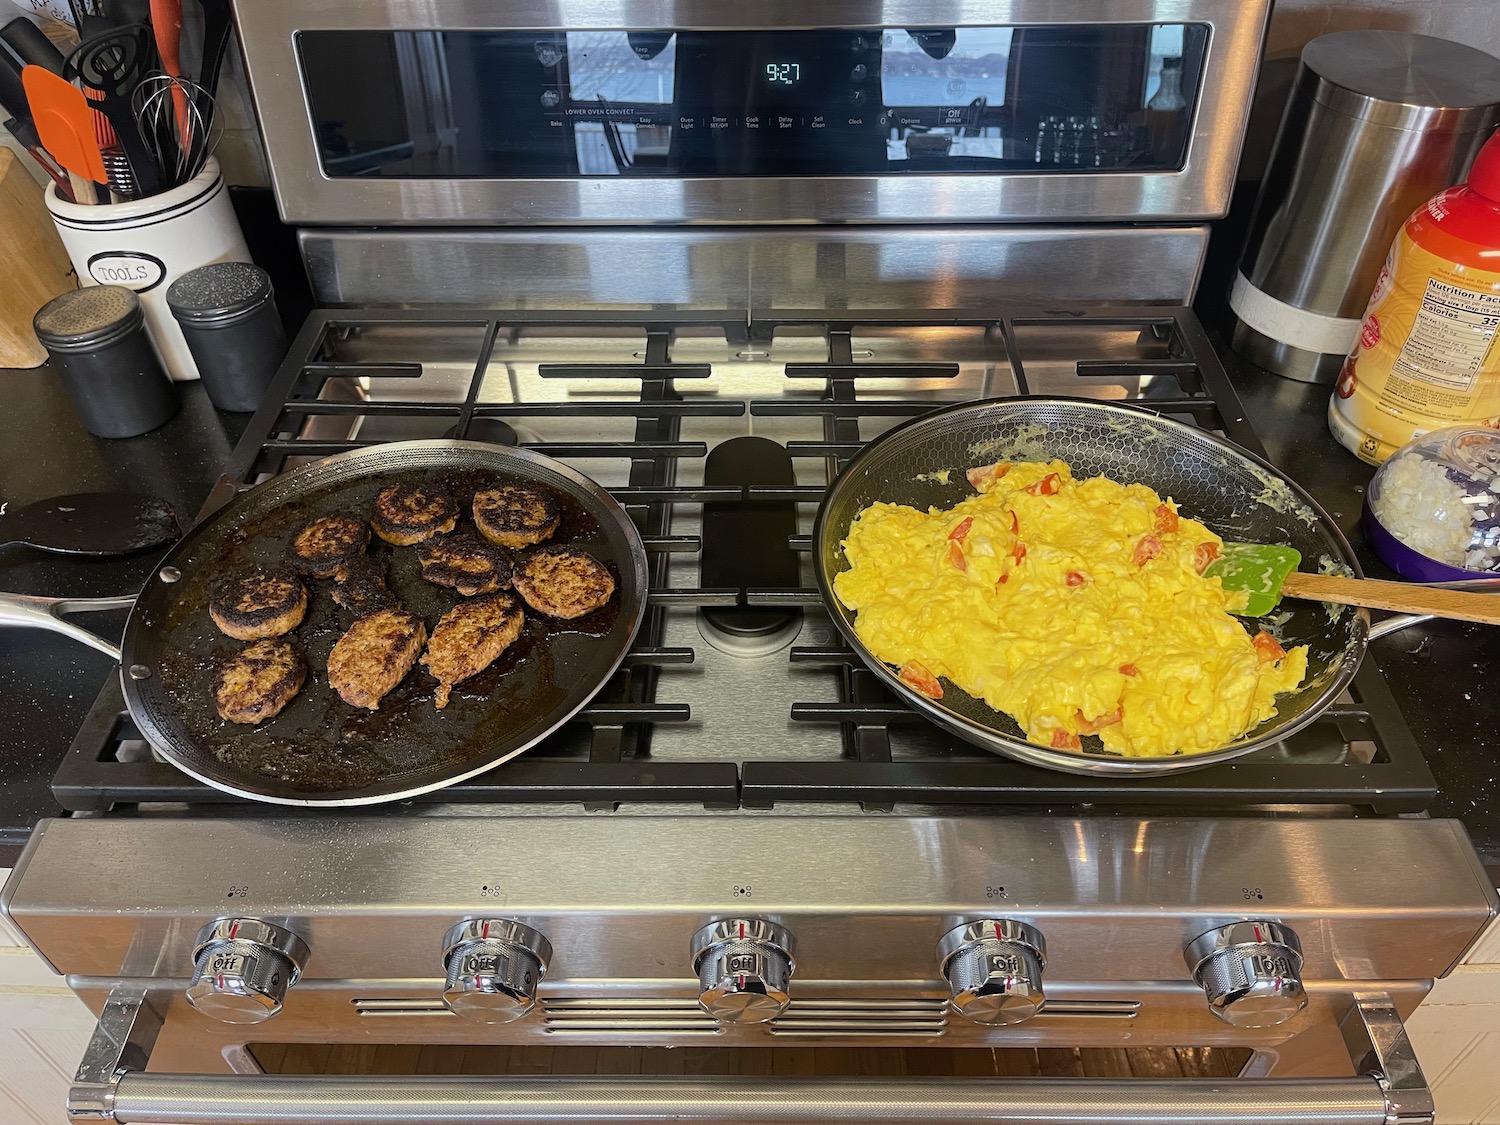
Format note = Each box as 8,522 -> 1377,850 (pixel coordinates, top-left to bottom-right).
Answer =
21,65 -> 106,201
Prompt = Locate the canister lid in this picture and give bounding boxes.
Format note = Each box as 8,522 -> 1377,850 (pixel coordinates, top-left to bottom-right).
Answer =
166,261 -> 274,327
33,285 -> 144,352
1301,31 -> 1500,131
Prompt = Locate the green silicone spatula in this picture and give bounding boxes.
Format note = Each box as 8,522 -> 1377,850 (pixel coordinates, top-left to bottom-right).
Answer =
1207,541 -> 1500,626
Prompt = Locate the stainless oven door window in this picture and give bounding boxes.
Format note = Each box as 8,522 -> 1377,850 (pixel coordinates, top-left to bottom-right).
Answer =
230,0 -> 1270,225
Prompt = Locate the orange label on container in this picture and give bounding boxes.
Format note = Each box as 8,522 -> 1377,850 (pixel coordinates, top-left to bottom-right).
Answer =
1330,223 -> 1500,464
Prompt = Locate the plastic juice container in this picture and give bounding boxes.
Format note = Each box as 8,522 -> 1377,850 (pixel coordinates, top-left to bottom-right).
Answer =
1329,129 -> 1500,464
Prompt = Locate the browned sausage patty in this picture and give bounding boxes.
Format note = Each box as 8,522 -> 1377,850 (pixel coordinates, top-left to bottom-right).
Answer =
421,592 -> 527,708
473,483 -> 561,549
417,532 -> 513,597
326,607 -> 428,710
208,567 -> 307,640
213,638 -> 307,724
331,554 -> 396,615
370,483 -> 457,546
289,513 -> 370,577
512,545 -> 615,619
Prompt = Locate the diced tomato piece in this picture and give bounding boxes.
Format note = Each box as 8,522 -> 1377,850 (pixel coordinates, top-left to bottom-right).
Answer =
1050,728 -> 1082,750
1009,511 -> 1020,537
1252,631 -> 1287,664
995,575 -> 1009,588
1076,707 -> 1123,735
947,516 -> 974,543
966,462 -> 1011,490
1119,663 -> 1140,677
1132,534 -> 1162,566
1193,541 -> 1221,575
1011,541 -> 1027,564
1154,503 -> 1180,534
898,660 -> 943,699
948,541 -> 968,572
1024,472 -> 1061,496
1065,571 -> 1086,587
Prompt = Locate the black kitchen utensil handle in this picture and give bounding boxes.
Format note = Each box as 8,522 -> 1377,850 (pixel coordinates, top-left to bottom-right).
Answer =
0,54 -> 30,122
193,0 -> 232,127
82,82 -> 161,196
1,17 -> 67,75
68,25 -> 164,196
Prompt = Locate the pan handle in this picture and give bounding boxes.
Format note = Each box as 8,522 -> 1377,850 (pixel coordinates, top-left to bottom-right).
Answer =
1367,577 -> 1500,640
0,592 -> 133,661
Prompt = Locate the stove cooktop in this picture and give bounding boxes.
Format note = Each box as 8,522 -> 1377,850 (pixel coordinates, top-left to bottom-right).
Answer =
53,306 -> 1437,816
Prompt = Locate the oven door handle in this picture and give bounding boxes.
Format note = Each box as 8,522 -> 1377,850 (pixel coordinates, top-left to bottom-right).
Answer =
71,990 -> 1435,1125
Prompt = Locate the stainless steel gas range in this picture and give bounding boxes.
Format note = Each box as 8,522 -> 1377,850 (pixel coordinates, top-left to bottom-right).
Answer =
3,305 -> 1496,1125
4,2 -> 1499,1123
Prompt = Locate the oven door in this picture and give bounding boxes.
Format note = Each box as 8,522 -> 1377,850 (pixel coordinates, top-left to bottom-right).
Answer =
68,987 -> 1436,1124
232,0 -> 1269,227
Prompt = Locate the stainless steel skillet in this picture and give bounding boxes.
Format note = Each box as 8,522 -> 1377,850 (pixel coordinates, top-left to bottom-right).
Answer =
813,397 -> 1370,776
0,440 -> 649,804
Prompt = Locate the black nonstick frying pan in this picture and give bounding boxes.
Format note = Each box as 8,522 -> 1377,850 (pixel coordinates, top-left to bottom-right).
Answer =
813,397 -> 1373,777
0,441 -> 648,804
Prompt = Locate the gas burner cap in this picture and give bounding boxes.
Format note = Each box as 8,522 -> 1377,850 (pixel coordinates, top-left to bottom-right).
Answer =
697,606 -> 803,657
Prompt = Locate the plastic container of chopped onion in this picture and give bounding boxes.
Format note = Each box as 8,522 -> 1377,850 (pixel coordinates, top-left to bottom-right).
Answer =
1361,425 -> 1500,581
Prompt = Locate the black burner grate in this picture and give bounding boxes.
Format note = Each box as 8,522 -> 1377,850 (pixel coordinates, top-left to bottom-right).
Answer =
54,305 -> 1437,814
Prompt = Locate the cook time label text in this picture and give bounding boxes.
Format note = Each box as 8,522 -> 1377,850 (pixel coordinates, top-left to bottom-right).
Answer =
86,251 -> 167,292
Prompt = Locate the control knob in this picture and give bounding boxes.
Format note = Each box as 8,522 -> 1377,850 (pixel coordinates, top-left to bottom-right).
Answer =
442,919 -> 552,1024
186,918 -> 309,1025
691,919 -> 796,1023
938,920 -> 1047,1025
1186,921 -> 1307,1028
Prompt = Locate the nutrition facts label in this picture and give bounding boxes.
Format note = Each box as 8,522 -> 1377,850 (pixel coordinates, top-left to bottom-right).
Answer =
1392,279 -> 1500,391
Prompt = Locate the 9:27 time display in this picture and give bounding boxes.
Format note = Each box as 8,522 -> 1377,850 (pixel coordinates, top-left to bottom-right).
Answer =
765,62 -> 801,84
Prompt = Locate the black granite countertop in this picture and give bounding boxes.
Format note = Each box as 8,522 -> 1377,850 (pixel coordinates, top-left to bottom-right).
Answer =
1222,348 -> 1498,862
0,367 -> 248,862
0,346 -> 1494,867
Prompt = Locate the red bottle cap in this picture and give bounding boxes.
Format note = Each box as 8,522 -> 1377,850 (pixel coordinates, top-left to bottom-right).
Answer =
1465,129 -> 1500,203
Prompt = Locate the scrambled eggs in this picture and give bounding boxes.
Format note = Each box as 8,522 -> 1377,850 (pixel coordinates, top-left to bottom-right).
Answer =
833,460 -> 1308,757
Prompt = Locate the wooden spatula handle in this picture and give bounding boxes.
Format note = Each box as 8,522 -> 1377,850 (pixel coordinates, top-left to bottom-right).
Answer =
1281,571 -> 1500,626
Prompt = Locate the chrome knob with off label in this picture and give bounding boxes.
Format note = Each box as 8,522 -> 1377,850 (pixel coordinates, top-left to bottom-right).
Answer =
1187,921 -> 1307,1028
691,919 -> 796,1023
442,919 -> 552,1024
938,919 -> 1047,1025
186,918 -> 309,1025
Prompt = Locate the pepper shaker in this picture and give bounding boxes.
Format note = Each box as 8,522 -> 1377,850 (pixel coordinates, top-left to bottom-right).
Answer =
33,286 -> 179,439
166,262 -> 289,412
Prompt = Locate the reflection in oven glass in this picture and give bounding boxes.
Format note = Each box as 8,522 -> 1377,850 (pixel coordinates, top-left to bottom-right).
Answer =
296,24 -> 1203,179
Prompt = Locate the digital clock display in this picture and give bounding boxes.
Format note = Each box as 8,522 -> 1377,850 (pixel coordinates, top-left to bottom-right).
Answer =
765,62 -> 801,84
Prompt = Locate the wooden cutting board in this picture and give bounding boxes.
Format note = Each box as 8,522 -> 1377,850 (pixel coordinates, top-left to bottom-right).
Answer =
0,148 -> 76,368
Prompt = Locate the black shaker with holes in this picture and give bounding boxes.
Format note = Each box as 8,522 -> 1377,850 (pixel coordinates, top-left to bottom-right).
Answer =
166,262 -> 288,412
33,286 -> 179,439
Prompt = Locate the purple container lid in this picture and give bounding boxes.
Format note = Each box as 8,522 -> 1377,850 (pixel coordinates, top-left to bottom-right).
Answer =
1361,500 -> 1482,582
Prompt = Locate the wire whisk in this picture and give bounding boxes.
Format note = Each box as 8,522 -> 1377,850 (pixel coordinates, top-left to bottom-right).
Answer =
130,73 -> 219,189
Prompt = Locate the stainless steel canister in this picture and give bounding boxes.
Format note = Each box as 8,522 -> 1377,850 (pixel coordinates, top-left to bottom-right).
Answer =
1231,31 -> 1500,384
